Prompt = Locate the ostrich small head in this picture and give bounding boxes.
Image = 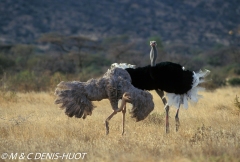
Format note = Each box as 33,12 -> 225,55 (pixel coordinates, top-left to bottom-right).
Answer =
150,41 -> 157,47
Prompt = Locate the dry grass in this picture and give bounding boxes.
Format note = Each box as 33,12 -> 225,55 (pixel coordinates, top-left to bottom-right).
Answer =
0,87 -> 240,162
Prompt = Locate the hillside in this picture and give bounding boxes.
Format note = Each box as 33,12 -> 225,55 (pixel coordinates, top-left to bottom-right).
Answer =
1,0 -> 240,49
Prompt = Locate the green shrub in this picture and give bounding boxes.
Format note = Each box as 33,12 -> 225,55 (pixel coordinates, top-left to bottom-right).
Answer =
207,57 -> 222,66
204,73 -> 226,90
234,67 -> 240,75
0,54 -> 15,73
228,78 -> 240,86
6,70 -> 50,92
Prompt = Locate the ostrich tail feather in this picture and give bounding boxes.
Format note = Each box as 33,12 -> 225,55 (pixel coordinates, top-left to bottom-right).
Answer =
166,69 -> 210,109
55,81 -> 94,119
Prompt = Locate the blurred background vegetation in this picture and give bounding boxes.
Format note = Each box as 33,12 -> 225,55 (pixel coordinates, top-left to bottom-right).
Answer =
0,0 -> 240,92
0,33 -> 240,92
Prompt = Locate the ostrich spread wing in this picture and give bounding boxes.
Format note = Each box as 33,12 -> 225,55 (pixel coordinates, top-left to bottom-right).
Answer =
128,85 -> 155,121
54,67 -> 154,122
55,81 -> 95,119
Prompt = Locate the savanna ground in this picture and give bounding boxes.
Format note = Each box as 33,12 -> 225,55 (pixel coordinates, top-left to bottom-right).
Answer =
0,87 -> 240,162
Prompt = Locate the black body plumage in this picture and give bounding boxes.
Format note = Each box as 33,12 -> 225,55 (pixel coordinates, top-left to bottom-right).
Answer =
126,62 -> 193,94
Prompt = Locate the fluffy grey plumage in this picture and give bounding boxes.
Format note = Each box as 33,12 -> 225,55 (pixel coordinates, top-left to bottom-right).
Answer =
55,67 -> 154,122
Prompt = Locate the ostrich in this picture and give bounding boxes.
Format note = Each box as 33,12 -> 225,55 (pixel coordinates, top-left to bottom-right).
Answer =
150,41 -> 172,132
55,41 -> 210,135
55,66 -> 154,135
125,41 -> 210,133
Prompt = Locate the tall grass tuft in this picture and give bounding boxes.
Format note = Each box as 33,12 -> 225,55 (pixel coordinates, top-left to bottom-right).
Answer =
234,95 -> 240,110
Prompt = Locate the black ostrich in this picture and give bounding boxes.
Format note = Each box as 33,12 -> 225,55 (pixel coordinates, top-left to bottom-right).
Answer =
125,41 -> 210,133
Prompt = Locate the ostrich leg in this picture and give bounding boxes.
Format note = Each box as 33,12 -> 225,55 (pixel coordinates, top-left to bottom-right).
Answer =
105,111 -> 117,135
155,89 -> 170,133
105,93 -> 131,135
122,105 -> 126,135
175,108 -> 180,132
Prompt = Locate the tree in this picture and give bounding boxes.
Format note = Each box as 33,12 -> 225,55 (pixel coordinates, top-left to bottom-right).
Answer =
10,44 -> 35,70
38,33 -> 103,72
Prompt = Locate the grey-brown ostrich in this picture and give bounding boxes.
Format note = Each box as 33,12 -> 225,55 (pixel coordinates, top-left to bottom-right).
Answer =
55,66 -> 154,135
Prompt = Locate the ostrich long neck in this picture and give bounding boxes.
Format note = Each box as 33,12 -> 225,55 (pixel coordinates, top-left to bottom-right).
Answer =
150,46 -> 158,66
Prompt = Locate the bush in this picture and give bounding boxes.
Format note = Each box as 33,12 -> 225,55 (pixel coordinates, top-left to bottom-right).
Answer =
228,78 -> 240,86
6,70 -> 50,92
0,54 -> 15,74
234,67 -> 240,75
203,73 -> 226,90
